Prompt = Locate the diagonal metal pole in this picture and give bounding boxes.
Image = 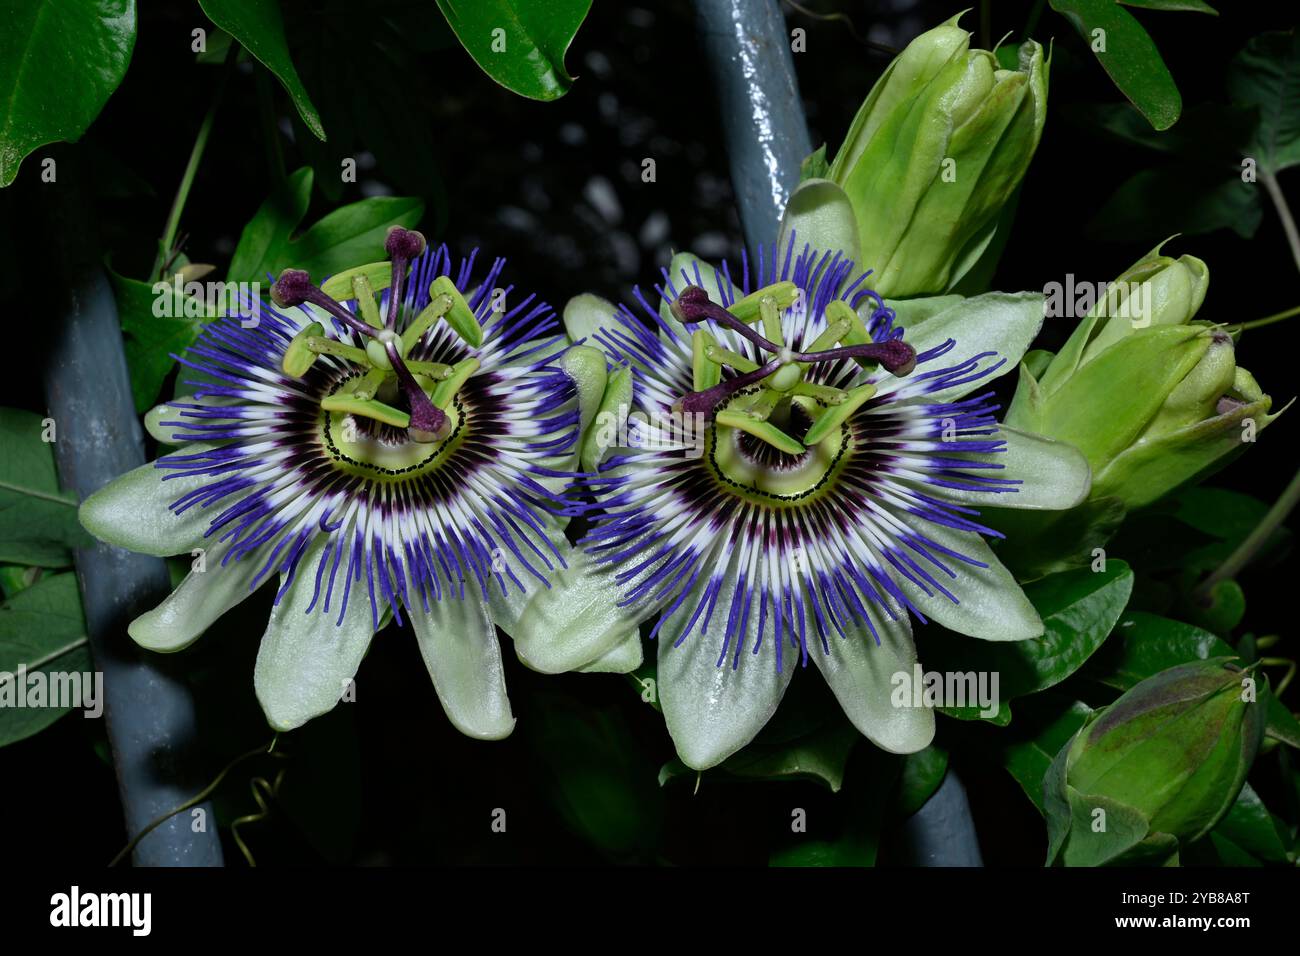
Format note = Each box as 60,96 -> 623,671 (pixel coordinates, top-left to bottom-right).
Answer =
692,0 -> 984,867
35,150 -> 224,867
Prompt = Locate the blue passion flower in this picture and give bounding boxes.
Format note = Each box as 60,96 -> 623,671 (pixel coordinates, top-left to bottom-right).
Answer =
81,229 -> 609,738
518,236 -> 1091,769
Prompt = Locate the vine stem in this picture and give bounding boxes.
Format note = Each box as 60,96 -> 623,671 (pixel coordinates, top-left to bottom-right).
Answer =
1228,303 -> 1300,332
1198,464 -> 1300,601
152,45 -> 237,279
1262,171 -> 1300,276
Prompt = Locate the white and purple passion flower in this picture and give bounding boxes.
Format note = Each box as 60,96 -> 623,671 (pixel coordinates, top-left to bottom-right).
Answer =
80,228 -> 611,739
529,239 -> 1092,769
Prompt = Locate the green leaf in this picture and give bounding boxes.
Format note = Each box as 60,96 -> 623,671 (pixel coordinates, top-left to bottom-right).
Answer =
1087,164 -> 1262,240
434,0 -> 592,102
893,745 -> 949,818
198,0 -> 324,140
721,721 -> 860,793
227,167 -> 424,283
927,561 -> 1134,721
1084,611 -> 1232,691
1117,0 -> 1217,12
110,271 -> 213,412
1227,31 -> 1300,175
0,0 -> 136,186
0,409 -> 91,567
1264,694 -> 1300,750
1002,698 -> 1093,814
0,573 -> 91,747
1049,0 -> 1181,130
1208,782 -> 1291,864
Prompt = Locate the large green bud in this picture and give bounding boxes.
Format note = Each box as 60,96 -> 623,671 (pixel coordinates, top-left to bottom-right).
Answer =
1006,245 -> 1281,511
1045,660 -> 1264,866
823,13 -> 1047,298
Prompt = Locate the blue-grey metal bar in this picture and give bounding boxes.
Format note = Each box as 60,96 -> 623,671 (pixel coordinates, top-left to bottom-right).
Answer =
692,0 -> 984,867
693,0 -> 814,254
40,159 -> 224,867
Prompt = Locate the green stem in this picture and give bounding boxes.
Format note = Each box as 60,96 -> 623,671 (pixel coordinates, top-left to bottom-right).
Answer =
1229,303 -> 1300,332
1262,171 -> 1300,276
153,46 -> 236,279
1199,464 -> 1300,600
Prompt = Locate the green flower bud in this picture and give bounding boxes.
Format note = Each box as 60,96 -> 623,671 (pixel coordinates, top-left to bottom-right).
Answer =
825,14 -> 1048,298
1006,245 -> 1283,512
1046,660 -> 1264,866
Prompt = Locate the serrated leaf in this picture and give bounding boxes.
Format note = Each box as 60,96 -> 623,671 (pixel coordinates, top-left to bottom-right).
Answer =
0,0 -> 136,187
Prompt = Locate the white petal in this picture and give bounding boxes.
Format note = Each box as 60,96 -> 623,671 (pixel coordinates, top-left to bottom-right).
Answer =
915,425 -> 1091,512
577,631 -> 644,673
811,602 -> 934,754
903,521 -> 1043,641
776,177 -> 861,267
411,594 -> 515,740
657,567 -> 795,770
128,540 -> 267,651
79,443 -> 230,557
254,542 -> 376,731
879,292 -> 1044,404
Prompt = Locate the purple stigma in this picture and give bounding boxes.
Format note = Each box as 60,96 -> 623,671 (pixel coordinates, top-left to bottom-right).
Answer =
676,359 -> 782,415
795,338 -> 917,377
385,227 -> 427,330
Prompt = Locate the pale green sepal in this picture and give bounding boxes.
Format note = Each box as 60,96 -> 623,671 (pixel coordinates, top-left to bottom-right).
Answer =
145,395 -> 238,445
776,178 -> 861,270
581,365 -> 633,473
920,425 -> 1091,512
411,594 -> 515,741
128,541 -> 267,652
253,541 -> 376,732
905,522 -> 1043,641
79,444 -> 227,557
577,631 -> 644,673
657,564 -> 795,770
560,345 -> 608,442
810,602 -> 934,754
563,293 -> 618,349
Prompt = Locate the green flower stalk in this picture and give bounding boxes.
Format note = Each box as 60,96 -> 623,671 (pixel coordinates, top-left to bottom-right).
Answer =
1006,244 -> 1283,512
1045,660 -> 1264,866
815,13 -> 1048,298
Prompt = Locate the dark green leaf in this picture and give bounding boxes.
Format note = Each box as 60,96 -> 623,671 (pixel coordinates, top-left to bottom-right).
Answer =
1049,0 -> 1181,130
893,745 -> 948,818
721,721 -> 860,792
1209,782 -> 1291,863
0,408 -> 91,566
434,0 -> 592,101
1003,698 -> 1093,814
928,560 -> 1134,721
1265,694 -> 1300,750
1117,0 -> 1217,13
1087,164 -> 1261,240
198,0 -> 324,140
0,0 -> 136,186
110,271 -> 214,412
0,573 -> 91,747
1227,31 -> 1300,175
1084,611 -> 1232,690
227,167 -> 423,283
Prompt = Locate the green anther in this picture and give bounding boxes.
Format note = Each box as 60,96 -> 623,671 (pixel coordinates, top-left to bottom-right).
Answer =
432,357 -> 480,408
320,261 -> 392,302
717,409 -> 804,454
306,336 -> 368,364
792,381 -> 849,404
727,281 -> 799,321
705,343 -> 759,373
825,300 -> 877,369
352,273 -> 383,328
282,322 -> 325,377
350,367 -> 387,401
742,387 -> 782,421
802,382 -> 877,446
321,393 -> 410,428
401,293 -> 453,352
767,362 -> 802,393
759,296 -> 784,347
405,359 -> 454,380
805,317 -> 852,355
693,330 -> 721,391
429,275 -> 484,348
